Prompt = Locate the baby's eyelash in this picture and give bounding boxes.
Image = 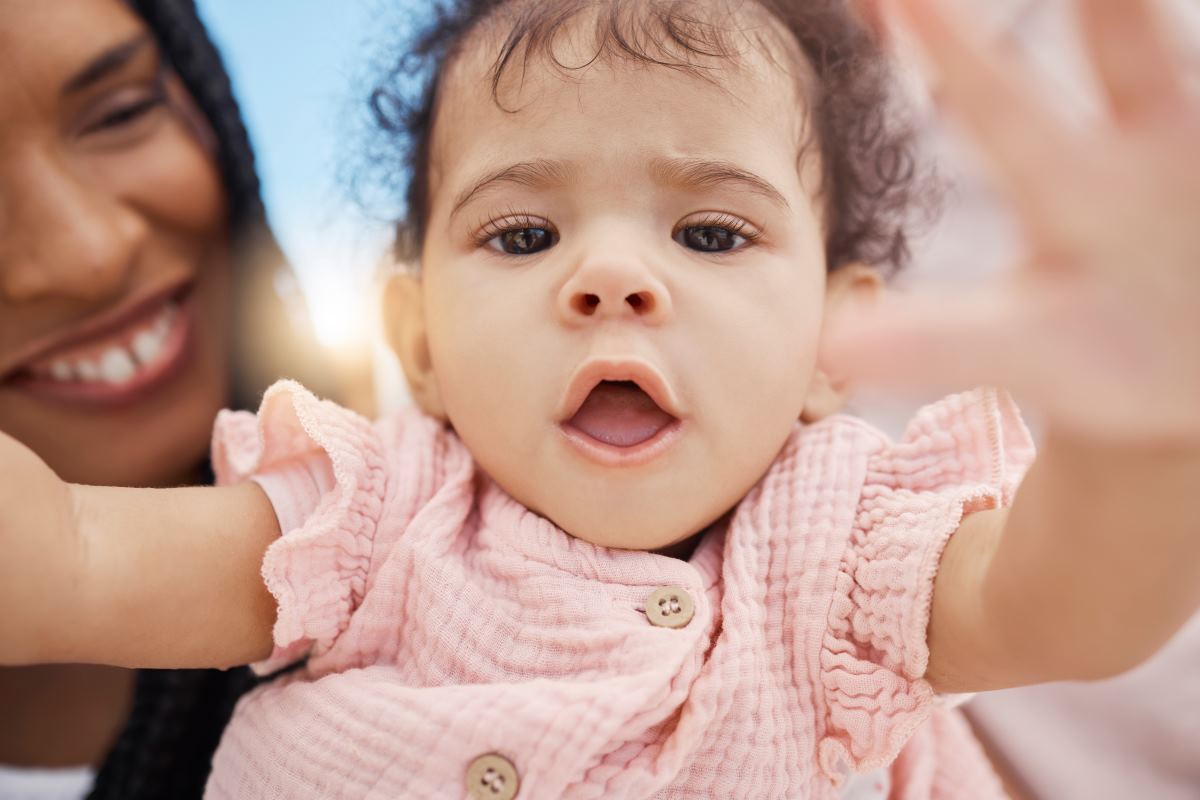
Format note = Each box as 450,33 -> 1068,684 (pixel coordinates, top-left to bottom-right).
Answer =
472,211 -> 553,248
683,213 -> 763,242
470,210 -> 764,250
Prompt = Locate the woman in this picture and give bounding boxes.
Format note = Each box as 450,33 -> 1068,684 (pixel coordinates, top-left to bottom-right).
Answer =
0,0 -> 332,797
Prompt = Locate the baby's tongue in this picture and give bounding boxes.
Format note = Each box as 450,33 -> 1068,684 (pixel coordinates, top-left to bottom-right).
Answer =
568,381 -> 674,447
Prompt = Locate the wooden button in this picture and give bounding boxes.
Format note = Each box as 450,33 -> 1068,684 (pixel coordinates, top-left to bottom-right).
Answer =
645,586 -> 695,628
466,753 -> 520,800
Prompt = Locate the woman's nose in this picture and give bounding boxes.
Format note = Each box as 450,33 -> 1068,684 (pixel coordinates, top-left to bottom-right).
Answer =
557,256 -> 673,326
0,150 -> 144,305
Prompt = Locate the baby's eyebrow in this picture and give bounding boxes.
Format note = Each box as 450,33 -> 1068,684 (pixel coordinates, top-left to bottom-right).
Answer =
648,157 -> 791,212
449,155 -> 790,219
451,159 -> 577,219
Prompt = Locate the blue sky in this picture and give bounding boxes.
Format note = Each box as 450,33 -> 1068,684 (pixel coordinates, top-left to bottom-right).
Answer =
196,1 -> 416,346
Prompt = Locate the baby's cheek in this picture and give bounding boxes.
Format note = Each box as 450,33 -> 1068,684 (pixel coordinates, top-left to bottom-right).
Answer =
422,278 -> 549,489
726,291 -> 820,415
716,296 -> 819,470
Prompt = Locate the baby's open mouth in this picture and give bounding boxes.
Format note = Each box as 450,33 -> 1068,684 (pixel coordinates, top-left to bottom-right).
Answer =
566,380 -> 678,448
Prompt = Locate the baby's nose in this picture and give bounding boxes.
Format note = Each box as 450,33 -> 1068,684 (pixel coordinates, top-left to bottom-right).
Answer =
557,259 -> 673,325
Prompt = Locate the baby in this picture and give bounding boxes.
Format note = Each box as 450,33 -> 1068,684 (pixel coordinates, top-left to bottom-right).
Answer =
3,0 -> 1199,798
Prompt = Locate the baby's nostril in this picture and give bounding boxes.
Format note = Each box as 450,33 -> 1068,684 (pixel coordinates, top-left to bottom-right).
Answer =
626,292 -> 654,313
573,293 -> 601,315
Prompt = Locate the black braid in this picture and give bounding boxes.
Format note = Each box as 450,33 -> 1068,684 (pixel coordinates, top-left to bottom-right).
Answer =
129,0 -> 266,237
88,669 -> 259,800
86,3 -> 276,798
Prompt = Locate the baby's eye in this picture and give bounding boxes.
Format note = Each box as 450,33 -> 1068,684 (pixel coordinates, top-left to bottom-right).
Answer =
674,215 -> 760,254
486,227 -> 556,256
677,226 -> 744,253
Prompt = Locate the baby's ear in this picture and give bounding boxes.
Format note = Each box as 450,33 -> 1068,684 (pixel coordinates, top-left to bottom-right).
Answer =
801,263 -> 883,423
382,272 -> 448,420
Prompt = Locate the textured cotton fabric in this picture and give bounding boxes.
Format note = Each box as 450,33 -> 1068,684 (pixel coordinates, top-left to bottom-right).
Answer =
205,381 -> 1033,799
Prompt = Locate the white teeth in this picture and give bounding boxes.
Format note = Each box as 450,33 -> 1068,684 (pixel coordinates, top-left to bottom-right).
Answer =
134,303 -> 176,366
30,300 -> 180,385
132,329 -> 165,366
99,347 -> 137,384
77,360 -> 101,382
49,361 -> 75,382
154,304 -> 176,338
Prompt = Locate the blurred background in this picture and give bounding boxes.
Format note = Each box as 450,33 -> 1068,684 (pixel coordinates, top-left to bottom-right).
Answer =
197,0 -> 411,412
197,0 -> 390,347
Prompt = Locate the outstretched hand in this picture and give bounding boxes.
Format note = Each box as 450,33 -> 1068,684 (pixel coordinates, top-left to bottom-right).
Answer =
0,429 -> 80,664
0,428 -> 73,545
826,0 -> 1200,444
0,423 -> 279,669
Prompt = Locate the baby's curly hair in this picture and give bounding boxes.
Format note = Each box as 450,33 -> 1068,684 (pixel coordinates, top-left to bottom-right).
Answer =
369,0 -> 931,275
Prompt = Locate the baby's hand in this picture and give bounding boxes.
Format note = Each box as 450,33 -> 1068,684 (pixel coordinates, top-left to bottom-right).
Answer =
827,0 -> 1200,443
0,430 -> 80,664
0,427 -> 278,669
0,429 -> 75,550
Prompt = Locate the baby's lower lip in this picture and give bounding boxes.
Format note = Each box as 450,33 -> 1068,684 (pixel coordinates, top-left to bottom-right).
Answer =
559,419 -> 684,467
566,380 -> 678,446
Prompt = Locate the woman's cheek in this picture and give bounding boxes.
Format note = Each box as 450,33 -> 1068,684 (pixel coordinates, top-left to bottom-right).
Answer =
103,119 -> 226,236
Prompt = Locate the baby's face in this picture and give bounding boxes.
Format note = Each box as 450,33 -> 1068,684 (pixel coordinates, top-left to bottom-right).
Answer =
407,31 -> 842,551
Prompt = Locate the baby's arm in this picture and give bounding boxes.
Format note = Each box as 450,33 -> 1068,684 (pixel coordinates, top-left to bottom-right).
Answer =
0,429 -> 278,669
829,0 -> 1200,692
927,442 -> 1200,692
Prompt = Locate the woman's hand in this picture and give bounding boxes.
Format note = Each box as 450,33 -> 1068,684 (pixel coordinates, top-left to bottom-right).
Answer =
827,0 -> 1200,444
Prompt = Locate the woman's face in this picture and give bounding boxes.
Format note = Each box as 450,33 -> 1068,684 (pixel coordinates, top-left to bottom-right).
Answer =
0,0 -> 233,486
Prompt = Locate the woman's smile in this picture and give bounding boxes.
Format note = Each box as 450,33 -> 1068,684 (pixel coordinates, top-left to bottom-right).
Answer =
3,284 -> 195,408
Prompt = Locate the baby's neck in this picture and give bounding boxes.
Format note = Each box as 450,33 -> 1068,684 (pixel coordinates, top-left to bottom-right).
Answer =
651,514 -> 731,561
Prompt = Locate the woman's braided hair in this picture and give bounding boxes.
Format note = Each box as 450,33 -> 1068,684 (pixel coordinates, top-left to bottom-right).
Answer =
86,2 -> 269,797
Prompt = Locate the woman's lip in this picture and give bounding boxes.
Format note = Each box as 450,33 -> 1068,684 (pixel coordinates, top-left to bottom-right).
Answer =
559,419 -> 685,468
557,357 -> 685,422
7,294 -> 195,409
0,278 -> 193,381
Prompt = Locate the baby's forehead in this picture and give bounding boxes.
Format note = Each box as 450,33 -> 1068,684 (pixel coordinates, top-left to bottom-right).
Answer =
443,0 -> 812,110
428,6 -> 816,203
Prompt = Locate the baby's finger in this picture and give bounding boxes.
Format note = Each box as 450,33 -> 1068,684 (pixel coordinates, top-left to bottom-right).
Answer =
849,0 -> 887,38
820,286 -> 1043,395
1077,0 -> 1185,127
888,0 -> 1076,212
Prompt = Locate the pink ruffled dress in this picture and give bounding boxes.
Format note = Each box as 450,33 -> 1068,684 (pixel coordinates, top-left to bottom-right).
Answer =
204,381 -> 1033,799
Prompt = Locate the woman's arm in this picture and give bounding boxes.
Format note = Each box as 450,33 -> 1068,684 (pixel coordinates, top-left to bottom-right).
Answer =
0,430 -> 278,670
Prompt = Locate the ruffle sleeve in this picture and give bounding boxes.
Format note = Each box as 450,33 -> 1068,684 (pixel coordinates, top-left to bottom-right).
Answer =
818,388 -> 1035,780
211,380 -> 388,675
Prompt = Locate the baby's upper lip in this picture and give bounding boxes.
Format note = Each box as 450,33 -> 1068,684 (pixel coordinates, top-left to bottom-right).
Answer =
557,357 -> 685,422
0,278 -> 191,381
